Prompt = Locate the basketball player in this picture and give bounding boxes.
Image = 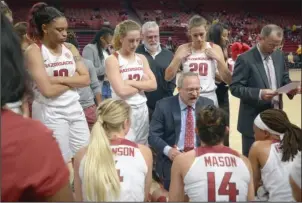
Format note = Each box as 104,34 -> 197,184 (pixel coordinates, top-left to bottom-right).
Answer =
165,15 -> 231,106
73,99 -> 153,201
169,105 -> 254,202
25,2 -> 90,163
105,20 -> 157,144
249,109 -> 302,201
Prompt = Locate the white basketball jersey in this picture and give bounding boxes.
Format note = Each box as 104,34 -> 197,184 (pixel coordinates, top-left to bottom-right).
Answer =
80,138 -> 147,201
33,43 -> 79,107
182,42 -> 217,93
110,52 -> 147,106
260,141 -> 295,201
227,58 -> 235,74
184,145 -> 250,202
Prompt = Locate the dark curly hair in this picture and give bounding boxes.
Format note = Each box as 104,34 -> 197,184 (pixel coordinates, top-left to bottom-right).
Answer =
196,105 -> 228,146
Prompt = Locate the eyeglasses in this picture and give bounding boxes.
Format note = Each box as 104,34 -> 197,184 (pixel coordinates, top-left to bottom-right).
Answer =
185,87 -> 202,94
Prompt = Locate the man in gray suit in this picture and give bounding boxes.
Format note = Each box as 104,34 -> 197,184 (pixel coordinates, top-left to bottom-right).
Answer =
148,72 -> 214,191
230,24 -> 300,157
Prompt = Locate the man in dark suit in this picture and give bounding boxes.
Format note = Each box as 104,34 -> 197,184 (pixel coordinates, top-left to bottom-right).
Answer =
230,24 -> 300,157
148,72 -> 214,191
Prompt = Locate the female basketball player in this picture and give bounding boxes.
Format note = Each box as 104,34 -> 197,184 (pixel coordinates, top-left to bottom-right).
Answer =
73,99 -> 153,201
165,15 -> 231,106
169,105 -> 255,202
249,109 -> 302,201
105,20 -> 157,144
207,22 -> 230,147
25,2 -> 90,163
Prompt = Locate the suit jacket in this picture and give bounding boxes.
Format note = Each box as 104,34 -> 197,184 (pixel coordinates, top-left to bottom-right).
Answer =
148,95 -> 214,181
230,46 -> 292,137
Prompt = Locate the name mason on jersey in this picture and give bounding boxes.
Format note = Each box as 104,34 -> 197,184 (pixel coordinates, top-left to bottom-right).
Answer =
120,67 -> 143,73
44,61 -> 74,68
204,155 -> 237,167
112,146 -> 135,157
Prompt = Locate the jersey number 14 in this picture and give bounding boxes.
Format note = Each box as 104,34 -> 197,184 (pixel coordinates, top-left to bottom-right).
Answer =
207,172 -> 239,201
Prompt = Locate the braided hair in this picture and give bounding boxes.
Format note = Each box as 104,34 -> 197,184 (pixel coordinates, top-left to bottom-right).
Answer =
27,2 -> 64,41
260,109 -> 302,162
196,105 -> 228,146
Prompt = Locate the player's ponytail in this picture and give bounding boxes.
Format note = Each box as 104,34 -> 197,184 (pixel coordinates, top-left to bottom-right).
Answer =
259,109 -> 302,162
27,2 -> 64,41
113,20 -> 141,51
196,105 -> 227,146
83,99 -> 131,201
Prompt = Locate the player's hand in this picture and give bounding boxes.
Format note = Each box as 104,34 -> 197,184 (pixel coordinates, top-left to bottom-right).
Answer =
175,45 -> 191,61
261,89 -> 278,101
205,48 -> 220,61
168,148 -> 182,161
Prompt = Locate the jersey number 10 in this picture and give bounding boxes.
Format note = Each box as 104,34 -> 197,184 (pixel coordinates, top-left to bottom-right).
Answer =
53,69 -> 69,77
207,172 -> 239,201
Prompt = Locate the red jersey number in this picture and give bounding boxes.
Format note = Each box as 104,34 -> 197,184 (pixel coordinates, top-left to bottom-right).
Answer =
128,74 -> 141,81
53,69 -> 69,77
207,172 -> 239,202
115,160 -> 124,182
189,63 -> 208,76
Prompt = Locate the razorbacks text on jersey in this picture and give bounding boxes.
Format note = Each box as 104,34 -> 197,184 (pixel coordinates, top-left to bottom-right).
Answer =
184,145 -> 250,202
80,138 -> 147,201
110,52 -> 147,106
182,42 -> 217,93
34,43 -> 79,106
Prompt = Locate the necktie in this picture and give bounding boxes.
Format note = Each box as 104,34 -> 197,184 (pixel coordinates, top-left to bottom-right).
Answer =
264,56 -> 280,109
184,106 -> 194,152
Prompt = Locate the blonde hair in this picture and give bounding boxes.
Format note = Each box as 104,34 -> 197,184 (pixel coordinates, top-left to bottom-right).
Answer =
188,15 -> 208,30
83,99 -> 131,201
113,20 -> 141,50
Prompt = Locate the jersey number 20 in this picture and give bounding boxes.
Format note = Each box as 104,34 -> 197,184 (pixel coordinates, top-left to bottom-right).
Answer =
189,63 -> 208,76
54,69 -> 69,77
207,172 -> 239,201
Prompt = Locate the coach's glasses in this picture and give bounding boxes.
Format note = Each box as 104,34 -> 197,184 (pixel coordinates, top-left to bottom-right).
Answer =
185,87 -> 202,94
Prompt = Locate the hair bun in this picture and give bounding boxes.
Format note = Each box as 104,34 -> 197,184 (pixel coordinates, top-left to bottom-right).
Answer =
31,2 -> 48,13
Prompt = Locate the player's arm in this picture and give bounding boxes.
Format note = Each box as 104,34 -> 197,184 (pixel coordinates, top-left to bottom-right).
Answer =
21,97 -> 30,118
51,43 -> 90,88
169,155 -> 185,202
139,144 -> 153,201
87,60 -> 102,105
105,55 -> 139,99
74,147 -> 86,201
248,142 -> 261,193
241,155 -> 255,201
165,44 -> 188,81
25,44 -> 71,98
212,44 -> 232,85
125,54 -> 157,92
289,153 -> 302,202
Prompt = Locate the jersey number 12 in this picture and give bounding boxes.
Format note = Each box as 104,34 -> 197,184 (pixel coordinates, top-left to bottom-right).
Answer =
207,172 -> 239,201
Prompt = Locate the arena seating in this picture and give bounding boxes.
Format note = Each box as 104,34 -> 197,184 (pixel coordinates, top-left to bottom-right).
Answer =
10,0 -> 301,55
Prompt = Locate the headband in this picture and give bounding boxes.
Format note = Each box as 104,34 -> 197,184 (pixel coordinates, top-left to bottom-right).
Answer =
254,114 -> 284,141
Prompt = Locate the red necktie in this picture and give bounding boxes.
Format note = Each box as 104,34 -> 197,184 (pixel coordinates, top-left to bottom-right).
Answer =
184,106 -> 194,152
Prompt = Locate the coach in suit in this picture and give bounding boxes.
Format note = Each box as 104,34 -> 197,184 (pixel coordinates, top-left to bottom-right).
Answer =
230,24 -> 300,157
148,72 -> 214,191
